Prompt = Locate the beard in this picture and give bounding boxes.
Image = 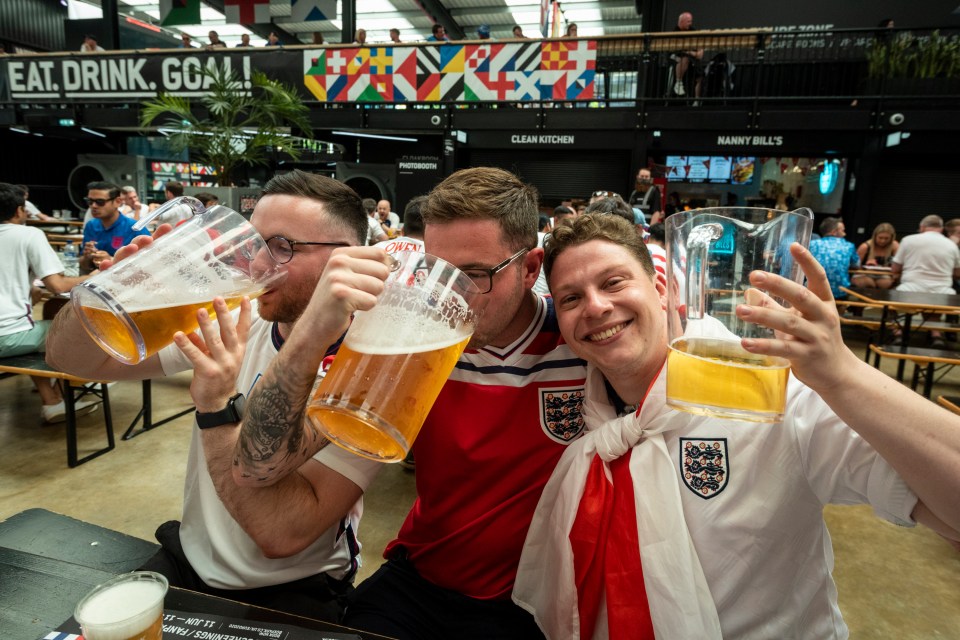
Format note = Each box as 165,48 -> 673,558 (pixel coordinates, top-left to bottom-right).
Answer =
256,276 -> 315,325
466,268 -> 526,349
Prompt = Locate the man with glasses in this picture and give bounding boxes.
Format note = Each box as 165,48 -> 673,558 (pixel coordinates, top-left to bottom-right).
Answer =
47,170 -> 382,620
79,181 -> 150,274
236,167 -> 589,638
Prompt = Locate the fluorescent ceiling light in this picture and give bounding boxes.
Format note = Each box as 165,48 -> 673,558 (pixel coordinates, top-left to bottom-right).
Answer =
333,130 -> 418,143
10,127 -> 30,134
81,127 -> 107,138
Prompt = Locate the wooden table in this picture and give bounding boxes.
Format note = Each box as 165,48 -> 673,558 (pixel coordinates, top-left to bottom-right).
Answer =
842,287 -> 960,396
27,218 -> 84,228
0,509 -> 391,640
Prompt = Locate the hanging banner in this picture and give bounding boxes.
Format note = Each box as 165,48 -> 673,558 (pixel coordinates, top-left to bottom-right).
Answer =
223,0 -> 271,24
291,0 -> 337,22
540,0 -> 550,38
303,41 -> 597,103
159,0 -> 200,26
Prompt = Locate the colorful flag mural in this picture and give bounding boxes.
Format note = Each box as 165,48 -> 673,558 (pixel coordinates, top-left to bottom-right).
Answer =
159,0 -> 200,26
303,41 -> 596,103
291,0 -> 337,22
224,0 -> 270,24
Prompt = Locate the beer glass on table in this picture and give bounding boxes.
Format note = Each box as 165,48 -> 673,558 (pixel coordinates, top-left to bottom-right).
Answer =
71,198 -> 286,364
307,251 -> 485,462
74,571 -> 167,640
665,207 -> 813,422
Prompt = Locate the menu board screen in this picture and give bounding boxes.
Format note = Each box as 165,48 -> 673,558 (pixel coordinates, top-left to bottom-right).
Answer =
666,156 -> 754,184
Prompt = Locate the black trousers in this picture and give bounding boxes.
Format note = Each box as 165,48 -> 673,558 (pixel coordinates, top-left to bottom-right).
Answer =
138,520 -> 352,621
343,557 -> 545,640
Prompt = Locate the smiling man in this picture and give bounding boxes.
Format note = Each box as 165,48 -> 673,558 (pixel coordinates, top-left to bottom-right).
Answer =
513,213 -> 960,639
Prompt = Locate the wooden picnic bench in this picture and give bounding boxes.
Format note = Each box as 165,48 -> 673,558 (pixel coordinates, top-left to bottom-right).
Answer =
867,344 -> 960,398
0,352 -> 114,467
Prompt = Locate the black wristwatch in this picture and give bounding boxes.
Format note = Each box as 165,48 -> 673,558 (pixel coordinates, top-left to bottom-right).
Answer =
196,393 -> 246,429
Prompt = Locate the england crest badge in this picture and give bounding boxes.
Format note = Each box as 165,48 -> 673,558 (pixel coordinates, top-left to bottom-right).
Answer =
539,387 -> 586,443
680,438 -> 729,499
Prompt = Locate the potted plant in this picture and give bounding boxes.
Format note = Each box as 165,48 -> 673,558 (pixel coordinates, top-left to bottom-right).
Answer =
140,65 -> 312,187
866,30 -> 960,95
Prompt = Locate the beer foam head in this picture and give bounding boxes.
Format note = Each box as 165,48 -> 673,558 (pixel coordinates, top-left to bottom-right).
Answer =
347,287 -> 474,354
77,580 -> 165,639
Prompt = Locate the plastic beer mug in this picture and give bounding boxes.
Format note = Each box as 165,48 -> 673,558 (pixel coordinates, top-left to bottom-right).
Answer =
665,207 -> 813,422
307,251 -> 485,462
74,571 -> 168,640
72,197 -> 286,364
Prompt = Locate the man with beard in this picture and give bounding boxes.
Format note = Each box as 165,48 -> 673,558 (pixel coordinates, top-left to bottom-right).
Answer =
46,171 -> 383,620
234,167 -> 589,638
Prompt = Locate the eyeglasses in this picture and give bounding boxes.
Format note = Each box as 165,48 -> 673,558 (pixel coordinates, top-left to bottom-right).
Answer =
592,191 -> 620,199
84,197 -> 113,206
461,248 -> 529,294
264,236 -> 349,264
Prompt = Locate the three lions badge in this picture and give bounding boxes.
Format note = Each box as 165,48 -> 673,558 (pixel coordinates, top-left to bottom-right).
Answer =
539,387 -> 586,443
680,438 -> 729,499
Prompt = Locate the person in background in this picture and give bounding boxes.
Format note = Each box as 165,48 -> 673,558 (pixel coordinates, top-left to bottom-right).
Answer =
664,191 -> 683,217
207,31 -> 226,49
477,24 -> 492,40
313,32 -> 325,45
235,167 -> 589,639
80,181 -> 150,273
808,216 -> 869,299
179,33 -> 194,48
856,222 -> 899,290
363,197 -> 387,245
533,214 -> 554,296
564,23 -> 578,38
266,31 -> 281,47
375,196 -> 424,256
644,221 -> 668,286
193,192 -> 220,208
15,185 -> 55,221
892,215 -> 960,347
235,34 -> 252,48
376,199 -> 401,235
80,34 -> 104,52
389,28 -> 402,44
354,29 -> 367,46
513,213 -> 960,639
628,168 -> 663,221
151,181 -> 192,227
0,183 -> 96,423
589,190 -> 620,206
672,11 -> 703,98
553,205 -> 576,229
47,170 -> 381,620
512,25 -> 528,39
427,24 -> 449,42
120,186 -> 149,220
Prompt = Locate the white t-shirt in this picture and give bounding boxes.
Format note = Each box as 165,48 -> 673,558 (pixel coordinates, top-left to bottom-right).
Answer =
158,303 -> 383,589
893,230 -> 960,293
532,232 -> 550,296
0,224 -> 64,336
366,215 -> 387,245
24,200 -> 42,218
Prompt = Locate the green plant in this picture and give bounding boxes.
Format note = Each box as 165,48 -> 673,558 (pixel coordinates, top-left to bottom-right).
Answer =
867,30 -> 960,80
140,65 -> 311,186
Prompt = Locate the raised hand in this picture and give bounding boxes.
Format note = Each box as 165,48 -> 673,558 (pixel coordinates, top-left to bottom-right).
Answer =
97,223 -> 174,271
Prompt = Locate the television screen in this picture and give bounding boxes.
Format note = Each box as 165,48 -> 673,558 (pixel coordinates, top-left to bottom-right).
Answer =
665,156 -> 754,185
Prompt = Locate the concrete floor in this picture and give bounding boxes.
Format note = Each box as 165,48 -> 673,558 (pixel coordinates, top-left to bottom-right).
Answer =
1,327 -> 959,638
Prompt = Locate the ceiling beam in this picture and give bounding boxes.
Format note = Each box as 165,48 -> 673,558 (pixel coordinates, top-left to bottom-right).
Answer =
201,0 -> 300,43
412,0 -> 465,40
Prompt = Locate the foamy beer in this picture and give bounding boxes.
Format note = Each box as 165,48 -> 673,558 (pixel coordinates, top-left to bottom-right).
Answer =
307,251 -> 484,462
665,207 -> 813,422
74,571 -> 167,640
71,199 -> 286,364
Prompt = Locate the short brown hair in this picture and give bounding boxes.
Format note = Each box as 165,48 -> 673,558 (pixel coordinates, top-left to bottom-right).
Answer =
261,169 -> 367,245
422,167 -> 538,250
544,213 -> 654,283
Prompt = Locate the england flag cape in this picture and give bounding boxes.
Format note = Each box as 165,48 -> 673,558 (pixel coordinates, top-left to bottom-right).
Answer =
513,363 -> 723,640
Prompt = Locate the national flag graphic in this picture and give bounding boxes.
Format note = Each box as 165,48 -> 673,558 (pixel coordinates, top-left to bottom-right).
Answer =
292,0 -> 336,22
160,0 -> 200,26
224,0 -> 270,24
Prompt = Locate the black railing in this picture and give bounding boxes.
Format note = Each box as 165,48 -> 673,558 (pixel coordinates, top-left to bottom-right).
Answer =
1,27 -> 957,113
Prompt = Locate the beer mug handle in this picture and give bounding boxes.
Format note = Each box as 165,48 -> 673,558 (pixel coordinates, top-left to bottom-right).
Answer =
131,196 -> 205,232
685,223 -> 724,320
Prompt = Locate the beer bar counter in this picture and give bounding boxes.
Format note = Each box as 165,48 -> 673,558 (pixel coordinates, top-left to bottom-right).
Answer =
0,508 -> 392,640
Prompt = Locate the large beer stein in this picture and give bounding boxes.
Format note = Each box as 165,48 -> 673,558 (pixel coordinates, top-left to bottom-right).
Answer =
665,207 -> 813,422
74,571 -> 168,640
72,198 -> 286,364
307,251 -> 484,462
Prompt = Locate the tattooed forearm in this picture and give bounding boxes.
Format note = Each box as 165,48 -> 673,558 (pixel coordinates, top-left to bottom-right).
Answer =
236,369 -> 329,483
